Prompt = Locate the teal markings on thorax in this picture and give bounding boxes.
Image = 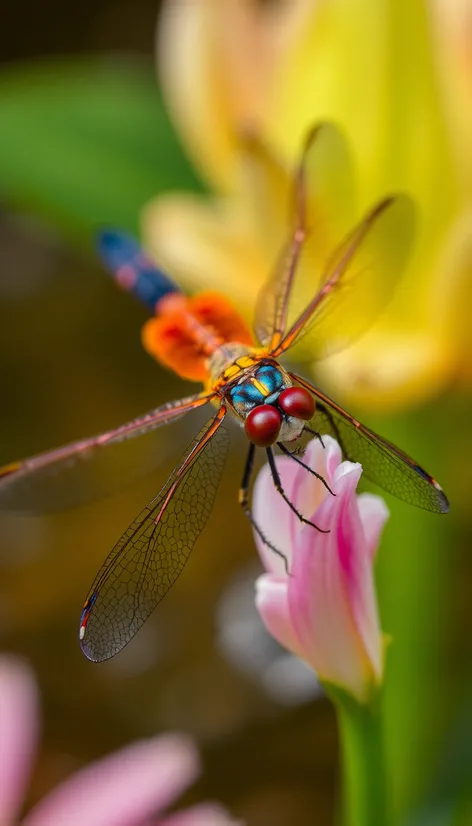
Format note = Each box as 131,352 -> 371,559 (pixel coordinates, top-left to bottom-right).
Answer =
229,364 -> 285,412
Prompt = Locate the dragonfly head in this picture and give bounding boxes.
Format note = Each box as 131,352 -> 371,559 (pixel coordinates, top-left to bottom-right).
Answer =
222,359 -> 315,446
244,386 -> 315,447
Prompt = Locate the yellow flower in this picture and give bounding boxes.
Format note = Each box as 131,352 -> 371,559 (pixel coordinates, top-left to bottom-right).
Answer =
435,0 -> 472,192
156,0 -> 311,192
143,0 -> 471,411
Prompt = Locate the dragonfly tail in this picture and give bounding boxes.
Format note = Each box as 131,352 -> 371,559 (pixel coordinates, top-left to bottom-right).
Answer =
97,230 -> 180,313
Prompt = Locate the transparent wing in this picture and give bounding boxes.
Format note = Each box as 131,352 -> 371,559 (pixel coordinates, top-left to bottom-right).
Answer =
254,123 -> 355,348
273,195 -> 415,360
0,393 -> 212,513
79,406 -> 229,662
291,373 -> 449,514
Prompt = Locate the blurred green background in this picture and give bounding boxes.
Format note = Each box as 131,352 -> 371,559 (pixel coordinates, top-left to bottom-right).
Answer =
0,2 -> 471,825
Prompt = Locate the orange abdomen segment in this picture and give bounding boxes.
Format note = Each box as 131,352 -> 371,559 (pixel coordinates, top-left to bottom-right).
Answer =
141,292 -> 253,382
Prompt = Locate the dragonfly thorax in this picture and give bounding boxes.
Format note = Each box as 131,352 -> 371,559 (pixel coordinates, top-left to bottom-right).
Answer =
219,357 -> 315,446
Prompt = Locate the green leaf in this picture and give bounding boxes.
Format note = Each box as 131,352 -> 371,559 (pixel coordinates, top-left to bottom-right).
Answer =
402,697 -> 472,826
0,57 -> 201,238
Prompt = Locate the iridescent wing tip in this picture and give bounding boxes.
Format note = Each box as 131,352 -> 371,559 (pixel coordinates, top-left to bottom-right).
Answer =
416,467 -> 450,514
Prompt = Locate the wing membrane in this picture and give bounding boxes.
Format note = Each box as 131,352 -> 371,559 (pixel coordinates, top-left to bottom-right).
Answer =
254,123 -> 355,348
273,195 -> 415,360
0,393 -> 212,513
291,373 -> 449,514
79,406 -> 229,662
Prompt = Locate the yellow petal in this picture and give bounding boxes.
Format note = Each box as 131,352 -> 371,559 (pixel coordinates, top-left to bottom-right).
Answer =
264,0 -> 387,201
290,193 -> 415,364
158,0 -> 311,193
315,327 -> 455,412
158,0 -> 236,191
141,192 -> 266,313
266,0 -> 459,217
433,206 -> 472,384
434,0 -> 472,192
247,123 -> 357,348
235,134 -> 291,261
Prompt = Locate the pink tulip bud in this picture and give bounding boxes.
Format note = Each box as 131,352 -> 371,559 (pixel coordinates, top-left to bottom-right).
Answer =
254,436 -> 389,703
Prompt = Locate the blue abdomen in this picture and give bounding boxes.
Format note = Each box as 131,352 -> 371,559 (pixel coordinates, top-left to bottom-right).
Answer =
97,230 -> 180,313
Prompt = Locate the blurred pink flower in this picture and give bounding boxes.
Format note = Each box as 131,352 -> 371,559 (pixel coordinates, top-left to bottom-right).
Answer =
0,655 -> 237,826
253,436 -> 389,703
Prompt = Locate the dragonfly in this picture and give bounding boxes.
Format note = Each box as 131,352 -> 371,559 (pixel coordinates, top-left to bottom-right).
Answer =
0,124 -> 449,662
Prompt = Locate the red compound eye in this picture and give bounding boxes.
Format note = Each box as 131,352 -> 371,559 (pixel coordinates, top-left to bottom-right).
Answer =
278,387 -> 315,420
244,405 -> 282,447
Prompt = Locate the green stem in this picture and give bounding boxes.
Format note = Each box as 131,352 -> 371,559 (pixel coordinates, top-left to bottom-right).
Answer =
331,688 -> 389,826
372,412 -> 450,817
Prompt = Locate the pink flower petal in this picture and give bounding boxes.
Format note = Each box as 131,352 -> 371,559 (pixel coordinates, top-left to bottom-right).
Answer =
253,434 -> 387,702
318,436 -> 344,487
161,802 -> 239,826
281,436 -> 343,537
356,493 -> 390,559
0,655 -> 39,825
23,734 -> 199,826
255,575 -> 305,660
288,464 -> 371,697
332,480 -> 383,683
288,436 -> 334,526
253,435 -> 342,575
252,456 -> 299,574
289,460 -> 383,699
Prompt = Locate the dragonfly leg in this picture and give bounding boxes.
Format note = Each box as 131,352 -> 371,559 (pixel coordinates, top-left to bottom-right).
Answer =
277,442 -> 335,496
266,447 -> 329,534
239,443 -> 290,574
306,405 -> 350,474
303,425 -> 326,449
